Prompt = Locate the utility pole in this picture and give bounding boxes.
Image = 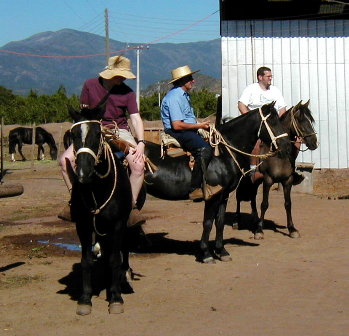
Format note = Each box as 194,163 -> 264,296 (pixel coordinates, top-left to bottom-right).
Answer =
134,45 -> 149,110
105,8 -> 110,65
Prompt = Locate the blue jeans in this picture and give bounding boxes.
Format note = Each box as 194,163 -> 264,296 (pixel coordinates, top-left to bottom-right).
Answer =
164,129 -> 210,153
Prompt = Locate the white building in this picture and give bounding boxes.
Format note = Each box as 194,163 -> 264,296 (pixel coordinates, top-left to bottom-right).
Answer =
220,0 -> 349,169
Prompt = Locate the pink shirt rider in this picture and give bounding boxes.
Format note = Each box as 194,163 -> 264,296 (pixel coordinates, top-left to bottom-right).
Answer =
80,77 -> 139,130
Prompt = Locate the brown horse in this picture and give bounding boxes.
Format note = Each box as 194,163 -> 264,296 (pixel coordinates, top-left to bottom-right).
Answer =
235,100 -> 318,239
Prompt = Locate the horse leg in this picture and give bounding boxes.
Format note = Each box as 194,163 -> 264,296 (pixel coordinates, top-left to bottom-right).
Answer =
108,227 -> 125,314
214,198 -> 232,262
233,198 -> 241,228
18,142 -> 26,161
255,178 -> 272,240
200,200 -> 219,264
76,225 -> 94,316
283,180 -> 300,238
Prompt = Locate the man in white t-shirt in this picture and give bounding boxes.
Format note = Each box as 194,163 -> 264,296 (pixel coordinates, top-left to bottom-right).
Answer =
238,66 -> 286,115
238,66 -> 303,185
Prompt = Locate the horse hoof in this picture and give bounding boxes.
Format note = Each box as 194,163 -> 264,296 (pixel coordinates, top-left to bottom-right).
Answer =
109,302 -> 124,314
254,233 -> 264,240
220,255 -> 232,262
290,231 -> 301,238
76,304 -> 92,315
203,257 -> 216,264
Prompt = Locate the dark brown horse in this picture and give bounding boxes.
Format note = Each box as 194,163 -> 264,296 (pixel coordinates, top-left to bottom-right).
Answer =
9,126 -> 57,161
235,100 -> 318,239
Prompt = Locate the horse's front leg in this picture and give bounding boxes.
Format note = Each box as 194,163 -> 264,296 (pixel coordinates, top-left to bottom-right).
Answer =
283,180 -> 300,238
214,197 -> 231,262
108,226 -> 125,314
200,200 -> 219,264
255,177 -> 272,239
37,145 -> 44,160
76,227 -> 94,316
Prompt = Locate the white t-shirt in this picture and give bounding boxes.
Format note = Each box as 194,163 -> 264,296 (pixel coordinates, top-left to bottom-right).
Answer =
238,83 -> 286,113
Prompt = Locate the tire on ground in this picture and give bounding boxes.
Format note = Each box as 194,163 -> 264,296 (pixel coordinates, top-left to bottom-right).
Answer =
0,184 -> 24,198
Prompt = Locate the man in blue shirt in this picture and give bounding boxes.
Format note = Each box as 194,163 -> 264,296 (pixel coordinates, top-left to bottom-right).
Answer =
161,65 -> 222,201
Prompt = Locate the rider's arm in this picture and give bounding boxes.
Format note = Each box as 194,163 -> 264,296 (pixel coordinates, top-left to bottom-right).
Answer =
171,120 -> 210,131
238,101 -> 250,114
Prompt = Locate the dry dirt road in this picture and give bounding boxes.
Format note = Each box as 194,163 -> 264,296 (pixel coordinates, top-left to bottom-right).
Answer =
0,161 -> 348,336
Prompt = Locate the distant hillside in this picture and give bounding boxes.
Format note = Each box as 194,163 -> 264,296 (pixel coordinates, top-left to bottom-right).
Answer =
0,29 -> 221,96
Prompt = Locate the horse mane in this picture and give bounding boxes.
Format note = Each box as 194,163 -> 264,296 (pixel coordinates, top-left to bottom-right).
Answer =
280,102 -> 315,124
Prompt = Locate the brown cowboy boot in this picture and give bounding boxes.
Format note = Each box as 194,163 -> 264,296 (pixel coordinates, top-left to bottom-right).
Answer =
189,188 -> 204,202
58,202 -> 73,222
203,184 -> 223,201
127,205 -> 146,228
292,172 -> 305,185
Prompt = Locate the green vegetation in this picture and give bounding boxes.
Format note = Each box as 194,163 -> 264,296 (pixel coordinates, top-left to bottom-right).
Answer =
0,85 -> 218,123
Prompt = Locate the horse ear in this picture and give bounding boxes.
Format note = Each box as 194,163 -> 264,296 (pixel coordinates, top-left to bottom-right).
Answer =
304,99 -> 310,107
294,101 -> 302,111
68,106 -> 81,122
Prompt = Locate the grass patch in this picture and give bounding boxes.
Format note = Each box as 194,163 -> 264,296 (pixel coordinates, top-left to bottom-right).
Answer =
0,274 -> 45,290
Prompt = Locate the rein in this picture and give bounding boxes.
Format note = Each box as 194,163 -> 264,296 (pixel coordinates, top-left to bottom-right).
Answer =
208,108 -> 288,176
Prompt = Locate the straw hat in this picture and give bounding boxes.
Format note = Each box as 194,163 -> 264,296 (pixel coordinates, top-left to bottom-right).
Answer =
168,65 -> 200,84
99,55 -> 136,80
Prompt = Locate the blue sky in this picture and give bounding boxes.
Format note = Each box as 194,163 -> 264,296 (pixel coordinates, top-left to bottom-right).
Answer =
0,0 -> 220,47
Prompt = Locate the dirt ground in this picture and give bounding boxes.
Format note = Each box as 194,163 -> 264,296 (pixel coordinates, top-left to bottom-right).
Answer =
0,133 -> 349,335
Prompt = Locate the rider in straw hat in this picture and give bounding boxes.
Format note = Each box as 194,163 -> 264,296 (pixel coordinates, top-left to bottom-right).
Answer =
59,55 -> 146,226
161,65 -> 222,201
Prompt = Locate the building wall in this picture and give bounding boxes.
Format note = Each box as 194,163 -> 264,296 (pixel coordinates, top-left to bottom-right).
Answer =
221,20 -> 349,169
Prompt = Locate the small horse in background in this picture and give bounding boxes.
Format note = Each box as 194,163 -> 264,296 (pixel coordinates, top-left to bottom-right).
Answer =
235,100 -> 318,239
69,105 -> 134,315
9,126 -> 58,161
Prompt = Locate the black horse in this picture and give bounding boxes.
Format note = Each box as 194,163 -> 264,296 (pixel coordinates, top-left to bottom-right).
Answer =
9,126 -> 58,161
69,105 -> 134,315
144,102 -> 290,263
235,100 -> 318,239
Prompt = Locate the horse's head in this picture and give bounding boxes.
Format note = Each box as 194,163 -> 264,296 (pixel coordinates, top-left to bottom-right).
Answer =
257,102 -> 290,156
69,105 -> 105,184
289,100 -> 318,150
50,146 -> 58,160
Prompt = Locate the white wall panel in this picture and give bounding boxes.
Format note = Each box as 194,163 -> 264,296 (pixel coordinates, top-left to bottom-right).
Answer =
221,20 -> 349,169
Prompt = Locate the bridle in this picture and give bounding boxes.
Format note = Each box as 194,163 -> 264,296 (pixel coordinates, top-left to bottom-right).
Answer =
257,107 -> 288,150
70,120 -> 118,220
289,106 -> 318,151
290,106 -> 317,140
208,107 -> 288,176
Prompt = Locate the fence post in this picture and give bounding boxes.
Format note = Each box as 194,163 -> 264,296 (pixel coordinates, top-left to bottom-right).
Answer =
31,122 -> 36,170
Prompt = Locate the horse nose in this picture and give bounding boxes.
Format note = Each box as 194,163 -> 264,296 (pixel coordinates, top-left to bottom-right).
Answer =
77,168 -> 93,184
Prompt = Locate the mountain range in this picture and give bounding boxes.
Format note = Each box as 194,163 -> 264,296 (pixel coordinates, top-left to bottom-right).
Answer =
0,29 -> 222,96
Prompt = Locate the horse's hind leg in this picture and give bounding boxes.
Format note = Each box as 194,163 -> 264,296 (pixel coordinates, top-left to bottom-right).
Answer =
255,179 -> 272,240
18,143 -> 26,161
214,198 -> 231,262
108,227 -> 125,314
283,181 -> 300,238
200,201 -> 218,264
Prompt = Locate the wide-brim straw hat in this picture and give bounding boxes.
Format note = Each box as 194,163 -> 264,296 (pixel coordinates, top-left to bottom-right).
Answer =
168,65 -> 200,84
99,55 -> 136,80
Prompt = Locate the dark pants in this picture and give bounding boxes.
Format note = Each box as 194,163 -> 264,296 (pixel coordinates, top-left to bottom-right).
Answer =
165,129 -> 212,192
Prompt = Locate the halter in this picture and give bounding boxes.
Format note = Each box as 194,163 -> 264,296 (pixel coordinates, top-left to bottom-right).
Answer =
257,108 -> 288,150
70,120 -> 104,165
70,120 -> 118,224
